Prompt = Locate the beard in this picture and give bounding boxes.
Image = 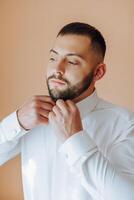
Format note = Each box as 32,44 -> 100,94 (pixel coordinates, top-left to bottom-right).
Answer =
46,71 -> 94,102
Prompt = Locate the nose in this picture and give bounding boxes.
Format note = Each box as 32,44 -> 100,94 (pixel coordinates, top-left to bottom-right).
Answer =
54,59 -> 65,76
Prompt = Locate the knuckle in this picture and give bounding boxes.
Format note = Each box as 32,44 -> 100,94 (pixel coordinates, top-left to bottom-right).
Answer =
56,99 -> 63,105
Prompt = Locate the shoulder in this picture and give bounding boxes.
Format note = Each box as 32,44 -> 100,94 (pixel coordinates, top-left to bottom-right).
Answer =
95,97 -> 134,125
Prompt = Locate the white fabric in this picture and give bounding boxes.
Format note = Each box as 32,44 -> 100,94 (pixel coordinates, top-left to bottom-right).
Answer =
0,90 -> 134,200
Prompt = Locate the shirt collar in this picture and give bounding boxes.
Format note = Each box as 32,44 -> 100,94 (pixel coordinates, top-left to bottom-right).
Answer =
76,89 -> 99,119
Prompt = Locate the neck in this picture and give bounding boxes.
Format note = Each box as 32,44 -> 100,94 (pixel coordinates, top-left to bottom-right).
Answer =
73,84 -> 95,104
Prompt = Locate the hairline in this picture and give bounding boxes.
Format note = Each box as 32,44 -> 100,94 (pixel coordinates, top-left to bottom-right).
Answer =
57,33 -> 104,64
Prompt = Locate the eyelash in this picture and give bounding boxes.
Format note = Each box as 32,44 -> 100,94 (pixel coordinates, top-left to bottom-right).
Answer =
50,58 -> 55,61
68,61 -> 79,65
49,58 -> 79,66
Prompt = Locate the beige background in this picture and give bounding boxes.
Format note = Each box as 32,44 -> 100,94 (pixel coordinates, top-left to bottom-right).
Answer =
0,0 -> 134,199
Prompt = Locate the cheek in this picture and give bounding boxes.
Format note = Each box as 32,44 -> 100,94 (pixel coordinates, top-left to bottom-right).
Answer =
66,68 -> 89,83
46,64 -> 53,78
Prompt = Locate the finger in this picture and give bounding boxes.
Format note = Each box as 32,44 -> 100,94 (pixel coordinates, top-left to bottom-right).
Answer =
32,95 -> 55,106
38,115 -> 49,124
48,111 -> 56,121
37,102 -> 54,111
66,100 -> 79,113
52,105 -> 63,118
37,107 -> 50,118
56,99 -> 69,115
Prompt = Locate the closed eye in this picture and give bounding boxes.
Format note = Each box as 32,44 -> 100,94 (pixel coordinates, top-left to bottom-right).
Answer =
68,61 -> 79,65
49,57 -> 56,61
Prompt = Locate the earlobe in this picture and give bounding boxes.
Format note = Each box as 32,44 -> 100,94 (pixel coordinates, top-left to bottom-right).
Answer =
93,63 -> 106,82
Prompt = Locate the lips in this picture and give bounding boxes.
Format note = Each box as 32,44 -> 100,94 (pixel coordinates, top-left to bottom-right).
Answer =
50,78 -> 66,85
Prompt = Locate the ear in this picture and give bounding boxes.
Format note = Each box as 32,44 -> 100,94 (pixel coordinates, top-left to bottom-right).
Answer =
93,63 -> 106,83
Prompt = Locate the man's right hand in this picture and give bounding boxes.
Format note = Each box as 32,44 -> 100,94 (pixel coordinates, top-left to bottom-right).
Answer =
16,95 -> 55,131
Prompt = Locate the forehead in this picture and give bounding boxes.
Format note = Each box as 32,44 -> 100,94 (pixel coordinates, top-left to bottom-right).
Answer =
52,34 -> 92,58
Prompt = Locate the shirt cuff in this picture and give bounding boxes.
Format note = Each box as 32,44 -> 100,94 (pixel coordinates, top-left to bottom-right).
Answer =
58,130 -> 97,166
1,111 -> 28,141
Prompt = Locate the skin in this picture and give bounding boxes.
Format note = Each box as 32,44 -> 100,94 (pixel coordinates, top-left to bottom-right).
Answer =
17,95 -> 55,130
47,34 -> 106,142
17,34 -> 106,142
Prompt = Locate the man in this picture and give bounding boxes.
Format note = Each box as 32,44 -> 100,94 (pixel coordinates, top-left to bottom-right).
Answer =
0,22 -> 134,200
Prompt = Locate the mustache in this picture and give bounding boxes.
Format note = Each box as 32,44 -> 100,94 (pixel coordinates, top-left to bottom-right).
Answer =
47,74 -> 69,84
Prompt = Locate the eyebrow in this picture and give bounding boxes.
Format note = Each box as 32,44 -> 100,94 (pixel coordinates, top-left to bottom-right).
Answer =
50,49 -> 85,60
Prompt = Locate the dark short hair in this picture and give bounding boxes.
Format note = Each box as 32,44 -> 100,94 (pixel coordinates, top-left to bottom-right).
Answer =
57,22 -> 106,62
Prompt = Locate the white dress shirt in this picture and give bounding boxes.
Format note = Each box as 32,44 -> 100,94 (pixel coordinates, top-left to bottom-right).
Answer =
0,90 -> 134,200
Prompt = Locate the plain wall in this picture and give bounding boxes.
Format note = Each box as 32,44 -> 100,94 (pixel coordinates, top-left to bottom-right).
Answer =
0,0 -> 134,199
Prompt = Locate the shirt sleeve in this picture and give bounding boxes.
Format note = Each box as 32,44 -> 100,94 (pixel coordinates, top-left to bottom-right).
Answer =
59,128 -> 134,200
0,111 -> 28,165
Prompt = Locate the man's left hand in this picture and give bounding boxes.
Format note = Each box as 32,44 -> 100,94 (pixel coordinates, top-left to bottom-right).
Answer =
48,99 -> 83,142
